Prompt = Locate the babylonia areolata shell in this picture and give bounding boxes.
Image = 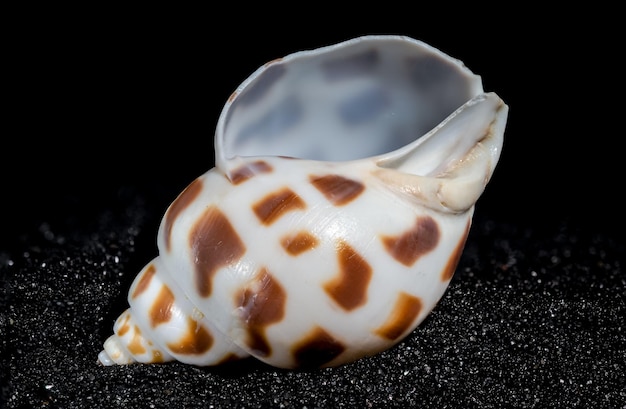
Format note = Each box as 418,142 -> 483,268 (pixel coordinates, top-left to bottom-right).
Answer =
98,35 -> 508,369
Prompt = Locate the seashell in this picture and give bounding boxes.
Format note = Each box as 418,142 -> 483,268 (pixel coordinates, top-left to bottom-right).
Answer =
98,35 -> 508,369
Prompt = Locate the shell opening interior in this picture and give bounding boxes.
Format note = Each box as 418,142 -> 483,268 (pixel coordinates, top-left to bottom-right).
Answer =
219,36 -> 483,162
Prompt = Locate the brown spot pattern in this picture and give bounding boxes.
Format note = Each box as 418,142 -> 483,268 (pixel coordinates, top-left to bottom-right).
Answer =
252,188 -> 306,225
237,268 -> 286,357
117,314 -> 131,336
230,160 -> 273,185
166,317 -> 213,355
128,325 -> 147,355
310,174 -> 365,206
382,216 -> 440,267
375,292 -> 422,341
149,285 -> 175,327
164,178 -> 203,252
292,326 -> 346,368
152,350 -> 164,363
216,353 -> 244,366
441,220 -> 471,281
190,206 -> 246,297
281,231 -> 319,255
324,241 -> 372,311
132,263 -> 156,299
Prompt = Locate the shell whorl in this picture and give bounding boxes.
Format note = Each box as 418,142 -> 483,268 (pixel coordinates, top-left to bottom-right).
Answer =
99,158 -> 473,369
98,35 -> 507,369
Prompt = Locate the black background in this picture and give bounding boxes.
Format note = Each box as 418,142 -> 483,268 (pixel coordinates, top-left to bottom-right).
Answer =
3,10 -> 622,252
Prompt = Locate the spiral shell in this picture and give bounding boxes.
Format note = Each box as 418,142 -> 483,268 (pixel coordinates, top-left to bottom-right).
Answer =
98,35 -> 508,369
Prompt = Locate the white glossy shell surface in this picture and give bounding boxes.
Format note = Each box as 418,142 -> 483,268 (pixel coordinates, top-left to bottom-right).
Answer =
98,35 -> 508,369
